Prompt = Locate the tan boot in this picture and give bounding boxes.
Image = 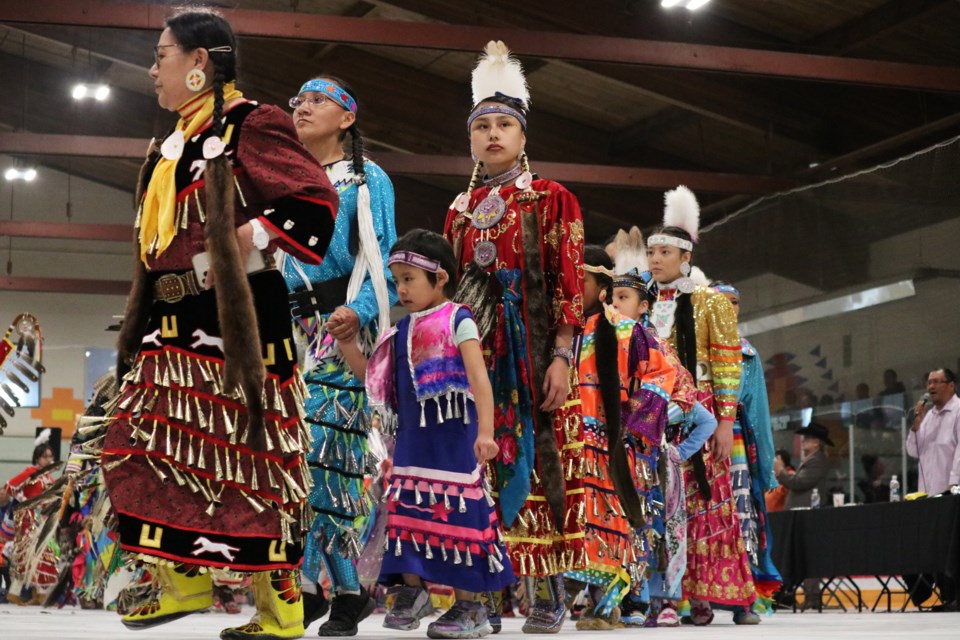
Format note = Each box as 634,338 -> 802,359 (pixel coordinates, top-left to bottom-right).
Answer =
220,570 -> 304,640
121,564 -> 213,629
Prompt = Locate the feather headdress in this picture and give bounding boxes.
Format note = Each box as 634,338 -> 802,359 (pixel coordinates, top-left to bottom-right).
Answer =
613,226 -> 648,275
471,41 -> 530,109
663,185 -> 700,242
34,427 -> 51,447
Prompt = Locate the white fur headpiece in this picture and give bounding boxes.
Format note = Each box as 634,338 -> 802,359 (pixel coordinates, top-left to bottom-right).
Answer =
690,266 -> 710,288
613,226 -> 648,275
34,428 -> 51,447
471,41 -> 530,109
662,185 -> 700,242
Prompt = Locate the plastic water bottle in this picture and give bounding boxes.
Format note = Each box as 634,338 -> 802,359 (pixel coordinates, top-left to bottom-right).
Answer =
890,475 -> 901,502
810,488 -> 820,509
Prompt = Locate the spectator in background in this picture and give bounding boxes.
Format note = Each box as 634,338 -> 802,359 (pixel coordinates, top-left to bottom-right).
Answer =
774,423 -> 832,510
856,383 -> 871,400
857,454 -> 889,504
906,368 -> 960,496
879,368 -> 910,413
800,389 -> 818,410
765,450 -> 794,513
819,394 -> 835,408
881,369 -> 907,397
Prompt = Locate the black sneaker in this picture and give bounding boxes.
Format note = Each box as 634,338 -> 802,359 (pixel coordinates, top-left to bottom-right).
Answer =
318,589 -> 375,637
303,590 -> 330,629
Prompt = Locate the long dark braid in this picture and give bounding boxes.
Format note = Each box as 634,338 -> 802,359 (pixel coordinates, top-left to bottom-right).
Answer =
674,293 -> 698,377
348,124 -> 365,184
211,65 -> 226,138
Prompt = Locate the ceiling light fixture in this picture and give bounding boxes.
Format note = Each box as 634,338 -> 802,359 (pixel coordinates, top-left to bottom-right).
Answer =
661,0 -> 712,9
72,83 -> 111,101
4,168 -> 38,182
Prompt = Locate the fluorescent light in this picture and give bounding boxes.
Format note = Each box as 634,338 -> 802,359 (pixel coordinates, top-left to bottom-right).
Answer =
739,279 -> 916,337
72,83 -> 110,101
4,167 -> 39,182
661,0 -> 711,7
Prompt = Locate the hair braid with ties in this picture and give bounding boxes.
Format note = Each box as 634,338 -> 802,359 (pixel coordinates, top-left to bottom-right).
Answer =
465,159 -> 483,202
211,64 -> 226,139
349,124 -> 366,185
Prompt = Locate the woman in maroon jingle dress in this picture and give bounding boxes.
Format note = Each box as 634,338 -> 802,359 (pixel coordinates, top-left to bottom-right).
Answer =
443,41 -> 586,634
101,8 -> 336,639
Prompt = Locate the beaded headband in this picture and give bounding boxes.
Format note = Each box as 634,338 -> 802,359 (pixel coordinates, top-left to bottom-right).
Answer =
297,79 -> 358,114
712,283 -> 740,297
647,233 -> 693,252
387,251 -> 441,273
467,103 -> 527,132
613,269 -> 655,294
584,264 -> 615,278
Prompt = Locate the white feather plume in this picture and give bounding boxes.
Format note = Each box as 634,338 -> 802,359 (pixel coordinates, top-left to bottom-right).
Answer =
471,41 -> 530,108
690,266 -> 710,288
34,427 -> 51,447
613,226 -> 648,275
663,185 -> 700,242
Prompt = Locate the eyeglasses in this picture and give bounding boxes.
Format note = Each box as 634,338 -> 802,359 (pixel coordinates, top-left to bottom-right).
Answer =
289,94 -> 332,110
153,44 -> 183,66
928,379 -> 951,385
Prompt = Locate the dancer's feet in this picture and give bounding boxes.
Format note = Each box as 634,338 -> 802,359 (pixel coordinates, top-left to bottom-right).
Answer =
427,600 -> 493,639
318,588 -> 375,637
383,585 -> 434,631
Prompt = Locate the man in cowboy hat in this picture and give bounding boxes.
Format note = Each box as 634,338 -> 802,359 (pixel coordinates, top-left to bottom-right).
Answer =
773,422 -> 834,609
774,422 -> 833,511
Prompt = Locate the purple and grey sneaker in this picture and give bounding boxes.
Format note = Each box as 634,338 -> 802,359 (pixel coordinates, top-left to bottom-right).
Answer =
427,600 -> 493,639
384,585 -> 434,631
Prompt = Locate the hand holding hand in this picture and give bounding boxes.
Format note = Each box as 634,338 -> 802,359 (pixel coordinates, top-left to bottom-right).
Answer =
327,306 -> 360,341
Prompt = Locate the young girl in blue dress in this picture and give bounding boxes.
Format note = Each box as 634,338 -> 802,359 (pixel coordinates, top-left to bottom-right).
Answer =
340,229 -> 514,639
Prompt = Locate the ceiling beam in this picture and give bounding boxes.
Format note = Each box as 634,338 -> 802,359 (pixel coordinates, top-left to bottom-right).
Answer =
0,133 -> 795,194
804,0 -> 958,55
2,2 -> 959,92
0,276 -> 130,295
0,133 -> 146,158
0,220 -> 131,242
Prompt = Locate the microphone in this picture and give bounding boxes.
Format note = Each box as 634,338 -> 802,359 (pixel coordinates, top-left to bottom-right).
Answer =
922,392 -> 933,408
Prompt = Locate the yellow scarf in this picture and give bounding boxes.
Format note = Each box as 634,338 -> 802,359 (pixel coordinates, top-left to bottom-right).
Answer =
139,82 -> 243,264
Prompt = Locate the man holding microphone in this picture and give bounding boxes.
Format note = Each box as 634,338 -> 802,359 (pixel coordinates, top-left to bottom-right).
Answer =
904,367 -> 959,610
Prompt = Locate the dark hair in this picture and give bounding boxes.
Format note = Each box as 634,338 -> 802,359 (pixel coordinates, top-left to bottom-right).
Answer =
584,245 -> 613,311
389,230 -> 458,298
934,368 -> 957,384
166,8 -> 237,140
309,75 -> 366,182
589,244 -> 647,527
32,442 -> 53,466
775,448 -> 791,468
